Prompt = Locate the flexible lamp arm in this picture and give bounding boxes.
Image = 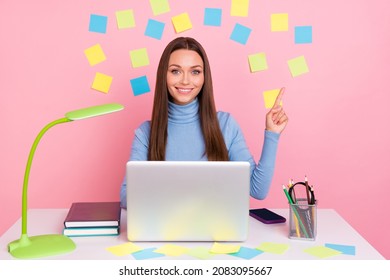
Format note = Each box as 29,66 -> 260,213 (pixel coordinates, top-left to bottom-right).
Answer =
21,117 -> 72,235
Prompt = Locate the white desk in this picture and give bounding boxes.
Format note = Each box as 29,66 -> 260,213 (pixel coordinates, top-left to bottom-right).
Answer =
0,208 -> 384,260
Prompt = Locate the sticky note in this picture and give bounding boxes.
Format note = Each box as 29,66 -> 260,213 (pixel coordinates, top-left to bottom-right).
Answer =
229,246 -> 263,260
91,72 -> 113,94
204,8 -> 222,26
130,48 -> 150,68
154,244 -> 190,256
84,44 -> 106,66
271,13 -> 289,32
187,247 -> 215,260
263,89 -> 283,109
150,0 -> 170,16
132,247 -> 165,260
325,243 -> 356,255
287,55 -> 309,77
89,14 -> 108,34
172,13 -> 192,33
116,10 -> 135,29
130,76 -> 150,96
295,26 -> 312,44
230,23 -> 252,45
106,242 -> 143,256
256,242 -> 289,254
209,242 -> 240,254
248,52 -> 268,72
304,246 -> 343,258
145,19 -> 165,39
231,0 -> 249,17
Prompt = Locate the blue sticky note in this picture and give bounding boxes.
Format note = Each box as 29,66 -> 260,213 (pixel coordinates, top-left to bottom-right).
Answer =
230,23 -> 252,45
145,19 -> 165,40
229,247 -> 264,260
325,243 -> 356,255
89,14 -> 108,34
130,76 -> 150,96
132,247 -> 165,260
295,26 -> 312,44
204,8 -> 222,26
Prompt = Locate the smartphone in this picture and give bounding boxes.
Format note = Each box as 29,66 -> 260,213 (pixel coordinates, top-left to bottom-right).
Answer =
249,208 -> 286,224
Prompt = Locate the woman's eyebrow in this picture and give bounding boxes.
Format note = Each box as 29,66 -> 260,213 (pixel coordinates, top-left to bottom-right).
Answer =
168,64 -> 203,68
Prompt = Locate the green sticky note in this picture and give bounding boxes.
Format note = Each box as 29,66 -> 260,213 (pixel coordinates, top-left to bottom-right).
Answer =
256,242 -> 289,254
172,13 -> 192,33
248,52 -> 268,72
271,13 -> 289,32
150,0 -> 170,16
91,72 -> 113,94
288,55 -> 309,77
130,48 -> 150,68
231,0 -> 249,17
187,247 -> 215,260
84,44 -> 106,66
304,246 -> 343,258
116,10 -> 135,29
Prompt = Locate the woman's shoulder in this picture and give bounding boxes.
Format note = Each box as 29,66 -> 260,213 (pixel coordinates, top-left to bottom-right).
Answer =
217,111 -> 238,125
134,120 -> 151,136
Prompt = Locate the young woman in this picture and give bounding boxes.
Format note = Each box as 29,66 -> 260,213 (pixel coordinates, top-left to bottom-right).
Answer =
120,37 -> 288,208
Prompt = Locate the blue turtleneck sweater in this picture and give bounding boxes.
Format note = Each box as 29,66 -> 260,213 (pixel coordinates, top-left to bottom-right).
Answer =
120,99 -> 280,208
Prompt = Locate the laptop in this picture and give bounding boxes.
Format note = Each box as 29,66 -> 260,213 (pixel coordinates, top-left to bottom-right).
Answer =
126,161 -> 250,242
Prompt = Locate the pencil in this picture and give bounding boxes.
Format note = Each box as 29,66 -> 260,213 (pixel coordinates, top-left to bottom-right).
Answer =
283,185 -> 309,238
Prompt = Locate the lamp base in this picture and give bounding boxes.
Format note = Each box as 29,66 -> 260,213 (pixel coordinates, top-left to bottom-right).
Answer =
8,233 -> 76,259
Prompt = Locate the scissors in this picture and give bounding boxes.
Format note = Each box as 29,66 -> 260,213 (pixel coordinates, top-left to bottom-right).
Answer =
288,177 -> 315,205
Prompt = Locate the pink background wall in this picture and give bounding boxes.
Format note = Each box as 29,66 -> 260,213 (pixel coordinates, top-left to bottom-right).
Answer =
1,1 -> 389,259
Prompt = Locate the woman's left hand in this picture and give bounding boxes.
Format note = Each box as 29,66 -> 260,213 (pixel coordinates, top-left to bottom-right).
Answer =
265,87 -> 288,134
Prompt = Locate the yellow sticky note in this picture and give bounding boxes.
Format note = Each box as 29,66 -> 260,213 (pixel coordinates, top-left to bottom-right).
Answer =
106,242 -> 143,256
150,0 -> 170,15
154,244 -> 190,256
263,89 -> 283,109
116,9 -> 135,29
256,242 -> 289,254
248,53 -> 268,72
84,44 -> 106,66
91,72 -> 113,94
209,242 -> 240,254
172,13 -> 192,33
187,247 -> 215,260
129,48 -> 150,68
231,0 -> 249,17
304,246 -> 342,258
271,13 -> 289,32
288,55 -> 309,77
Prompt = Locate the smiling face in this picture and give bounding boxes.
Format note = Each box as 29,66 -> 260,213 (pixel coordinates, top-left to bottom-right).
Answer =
166,49 -> 205,105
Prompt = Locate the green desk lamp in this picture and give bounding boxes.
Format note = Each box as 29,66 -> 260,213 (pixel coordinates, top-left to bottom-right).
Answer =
8,103 -> 124,259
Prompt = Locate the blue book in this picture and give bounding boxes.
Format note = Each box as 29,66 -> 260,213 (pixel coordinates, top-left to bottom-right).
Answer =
63,226 -> 119,237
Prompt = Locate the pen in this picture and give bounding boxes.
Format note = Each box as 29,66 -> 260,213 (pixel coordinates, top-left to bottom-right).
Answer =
304,175 -> 311,204
283,185 -> 309,238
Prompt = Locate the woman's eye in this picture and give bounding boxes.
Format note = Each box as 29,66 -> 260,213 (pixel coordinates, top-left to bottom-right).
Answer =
192,70 -> 201,75
171,69 -> 180,74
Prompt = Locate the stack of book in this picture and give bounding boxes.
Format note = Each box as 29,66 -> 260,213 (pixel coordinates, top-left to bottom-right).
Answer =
63,201 -> 121,237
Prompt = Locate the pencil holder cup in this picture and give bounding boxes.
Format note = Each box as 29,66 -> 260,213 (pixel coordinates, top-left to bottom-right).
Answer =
288,198 -> 317,241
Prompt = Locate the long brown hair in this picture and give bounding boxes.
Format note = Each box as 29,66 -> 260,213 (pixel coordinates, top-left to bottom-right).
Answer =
148,37 -> 229,161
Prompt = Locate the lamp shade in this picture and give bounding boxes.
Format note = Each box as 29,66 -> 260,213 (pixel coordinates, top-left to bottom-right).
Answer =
65,103 -> 124,120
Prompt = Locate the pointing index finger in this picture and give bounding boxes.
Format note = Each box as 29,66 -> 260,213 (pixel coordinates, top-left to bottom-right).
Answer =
272,87 -> 285,108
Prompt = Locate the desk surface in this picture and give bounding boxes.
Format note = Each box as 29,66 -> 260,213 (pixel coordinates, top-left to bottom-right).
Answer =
0,208 -> 384,260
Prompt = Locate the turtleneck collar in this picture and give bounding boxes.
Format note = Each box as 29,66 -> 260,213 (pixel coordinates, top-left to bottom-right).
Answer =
168,98 -> 200,124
